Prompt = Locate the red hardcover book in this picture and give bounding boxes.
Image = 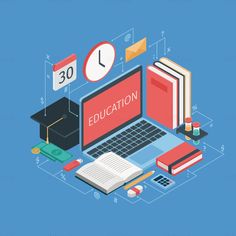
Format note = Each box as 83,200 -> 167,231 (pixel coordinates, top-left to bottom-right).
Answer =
146,65 -> 178,129
156,142 -> 203,176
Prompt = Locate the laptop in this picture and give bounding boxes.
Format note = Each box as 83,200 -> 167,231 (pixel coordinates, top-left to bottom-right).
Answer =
80,65 -> 183,169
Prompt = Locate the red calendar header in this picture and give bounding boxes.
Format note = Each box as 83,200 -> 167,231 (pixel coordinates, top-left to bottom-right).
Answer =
53,54 -> 77,72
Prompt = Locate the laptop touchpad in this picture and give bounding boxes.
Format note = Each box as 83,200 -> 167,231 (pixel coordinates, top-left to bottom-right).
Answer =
128,145 -> 163,167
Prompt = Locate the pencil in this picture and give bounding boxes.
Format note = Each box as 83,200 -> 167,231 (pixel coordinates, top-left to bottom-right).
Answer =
123,170 -> 155,190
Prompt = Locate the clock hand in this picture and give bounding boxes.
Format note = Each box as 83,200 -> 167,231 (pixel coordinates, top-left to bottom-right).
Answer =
98,50 -> 105,68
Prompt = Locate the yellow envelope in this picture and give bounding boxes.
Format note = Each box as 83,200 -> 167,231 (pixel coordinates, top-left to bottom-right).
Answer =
125,37 -> 147,62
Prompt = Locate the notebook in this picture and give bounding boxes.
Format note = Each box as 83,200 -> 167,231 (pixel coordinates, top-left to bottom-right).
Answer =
147,65 -> 179,129
156,142 -> 202,175
75,152 -> 143,194
159,57 -> 192,118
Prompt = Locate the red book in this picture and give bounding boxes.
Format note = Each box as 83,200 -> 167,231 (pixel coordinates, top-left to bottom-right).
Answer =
146,65 -> 178,129
156,142 -> 203,176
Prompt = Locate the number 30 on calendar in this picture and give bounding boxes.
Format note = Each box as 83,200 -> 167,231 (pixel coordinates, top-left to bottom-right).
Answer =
52,54 -> 77,91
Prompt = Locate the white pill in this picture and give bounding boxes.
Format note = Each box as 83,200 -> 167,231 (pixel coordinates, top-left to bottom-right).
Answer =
127,185 -> 143,198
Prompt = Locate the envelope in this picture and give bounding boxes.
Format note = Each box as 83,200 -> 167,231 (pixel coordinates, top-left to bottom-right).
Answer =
125,37 -> 147,62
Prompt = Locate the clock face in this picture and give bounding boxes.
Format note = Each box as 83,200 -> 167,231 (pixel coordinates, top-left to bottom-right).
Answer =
83,42 -> 116,82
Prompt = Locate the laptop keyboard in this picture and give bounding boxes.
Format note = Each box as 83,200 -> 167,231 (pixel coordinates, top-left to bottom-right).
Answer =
87,120 -> 166,159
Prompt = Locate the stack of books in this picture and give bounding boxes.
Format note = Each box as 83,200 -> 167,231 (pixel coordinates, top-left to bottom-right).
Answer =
146,57 -> 192,129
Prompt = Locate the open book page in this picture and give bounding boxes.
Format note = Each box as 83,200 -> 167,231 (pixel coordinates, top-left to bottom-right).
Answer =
96,152 -> 143,183
76,162 -> 123,194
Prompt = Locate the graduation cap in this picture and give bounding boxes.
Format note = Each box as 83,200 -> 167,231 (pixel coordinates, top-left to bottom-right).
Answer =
31,97 -> 79,150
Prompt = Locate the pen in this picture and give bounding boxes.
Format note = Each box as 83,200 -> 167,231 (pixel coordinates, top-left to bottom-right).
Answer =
124,170 -> 155,190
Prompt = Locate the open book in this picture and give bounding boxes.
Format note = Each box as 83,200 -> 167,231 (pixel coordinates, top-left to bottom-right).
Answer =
75,152 -> 143,194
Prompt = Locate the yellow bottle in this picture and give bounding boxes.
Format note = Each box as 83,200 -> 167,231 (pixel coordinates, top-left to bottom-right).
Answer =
185,117 -> 192,140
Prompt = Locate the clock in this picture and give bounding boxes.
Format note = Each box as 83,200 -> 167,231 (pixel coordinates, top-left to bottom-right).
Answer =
83,41 -> 116,82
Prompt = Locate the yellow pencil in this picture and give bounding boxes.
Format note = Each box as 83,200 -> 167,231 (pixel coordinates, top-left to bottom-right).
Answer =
124,170 -> 155,190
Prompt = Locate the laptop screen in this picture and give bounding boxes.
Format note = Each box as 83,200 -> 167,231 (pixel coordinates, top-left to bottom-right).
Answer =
81,66 -> 142,150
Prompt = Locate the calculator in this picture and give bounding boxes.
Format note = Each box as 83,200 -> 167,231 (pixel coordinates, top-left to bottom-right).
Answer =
151,174 -> 175,189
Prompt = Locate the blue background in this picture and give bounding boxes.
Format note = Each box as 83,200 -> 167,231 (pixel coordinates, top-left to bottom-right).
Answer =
0,0 -> 235,235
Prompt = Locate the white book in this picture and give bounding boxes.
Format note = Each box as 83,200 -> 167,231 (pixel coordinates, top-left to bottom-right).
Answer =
75,152 -> 143,194
154,61 -> 184,125
160,57 -> 192,118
